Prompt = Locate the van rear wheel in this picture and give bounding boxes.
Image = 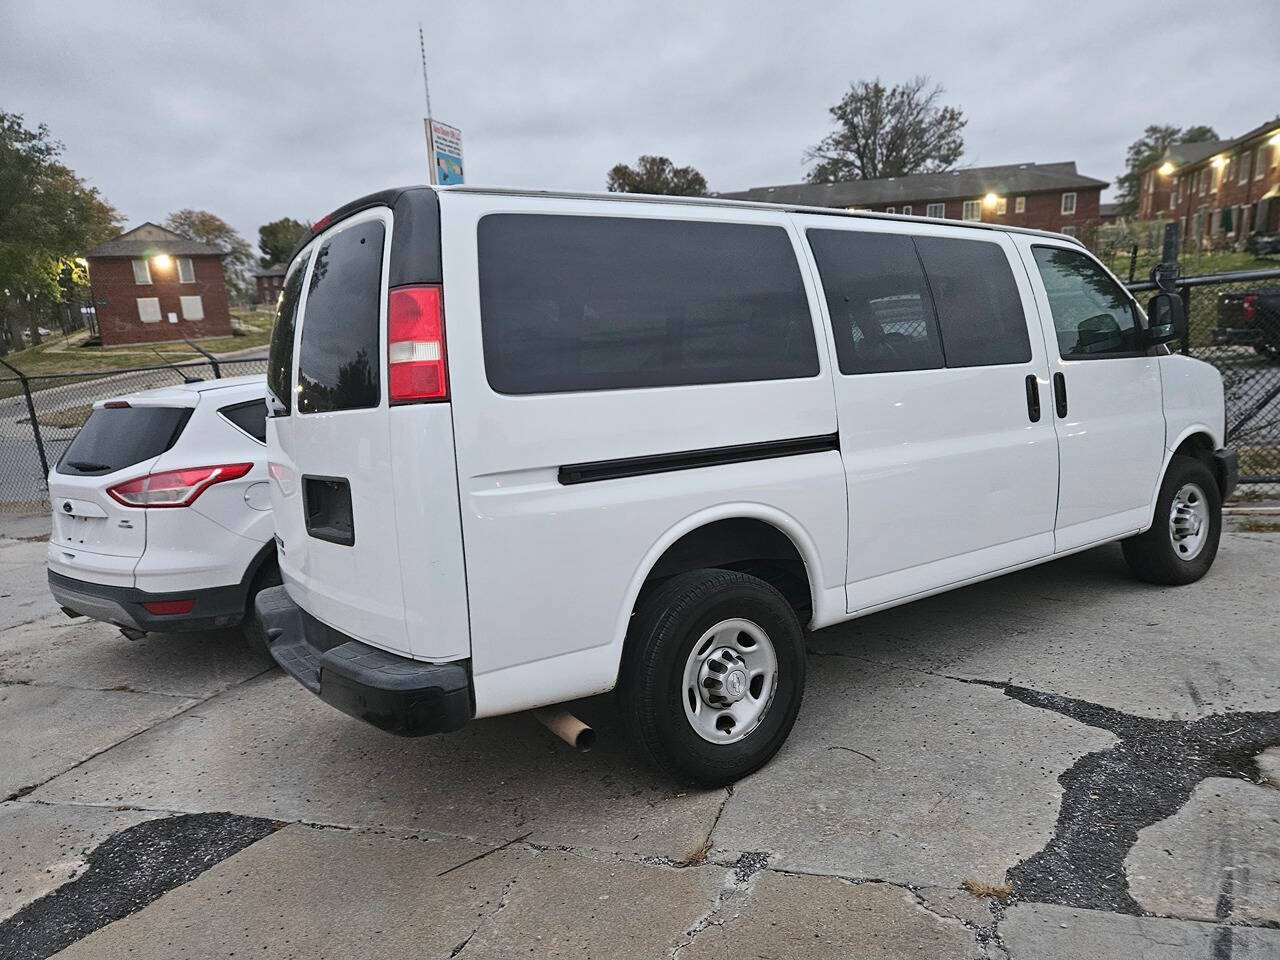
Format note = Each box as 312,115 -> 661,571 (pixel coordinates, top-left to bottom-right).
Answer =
619,569 -> 805,787
1121,454 -> 1222,585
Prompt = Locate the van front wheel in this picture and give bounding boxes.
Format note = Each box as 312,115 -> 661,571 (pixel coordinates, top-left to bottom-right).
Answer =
619,569 -> 805,787
1122,454 -> 1222,585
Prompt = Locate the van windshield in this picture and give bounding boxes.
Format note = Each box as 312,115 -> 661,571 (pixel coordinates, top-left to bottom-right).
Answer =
56,406 -> 192,476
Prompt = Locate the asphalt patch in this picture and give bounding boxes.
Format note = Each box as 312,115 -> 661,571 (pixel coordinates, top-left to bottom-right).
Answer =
982,681 -> 1280,915
0,811 -> 280,960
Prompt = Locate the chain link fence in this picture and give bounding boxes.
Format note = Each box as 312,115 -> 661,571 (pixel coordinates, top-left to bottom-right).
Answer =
1,357 -> 267,515
1128,268 -> 1280,499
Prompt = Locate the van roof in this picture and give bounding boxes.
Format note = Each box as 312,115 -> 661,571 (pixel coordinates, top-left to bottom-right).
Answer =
436,184 -> 1086,246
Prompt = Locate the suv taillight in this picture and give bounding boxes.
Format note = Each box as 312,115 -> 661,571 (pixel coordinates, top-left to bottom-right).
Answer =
388,285 -> 448,404
107,463 -> 253,508
1242,294 -> 1257,321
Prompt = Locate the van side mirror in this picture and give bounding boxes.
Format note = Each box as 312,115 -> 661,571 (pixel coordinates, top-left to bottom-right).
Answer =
1145,293 -> 1185,346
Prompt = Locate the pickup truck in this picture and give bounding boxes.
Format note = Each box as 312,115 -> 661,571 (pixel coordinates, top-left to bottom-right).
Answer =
1216,288 -> 1280,359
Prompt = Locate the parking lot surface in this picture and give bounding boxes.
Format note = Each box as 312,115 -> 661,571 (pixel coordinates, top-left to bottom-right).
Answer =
1,516 -> 1278,959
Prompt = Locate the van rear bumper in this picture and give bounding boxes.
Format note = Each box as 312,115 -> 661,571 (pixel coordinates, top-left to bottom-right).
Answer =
254,585 -> 471,736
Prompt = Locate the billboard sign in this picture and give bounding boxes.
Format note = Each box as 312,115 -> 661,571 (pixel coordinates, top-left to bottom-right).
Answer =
426,119 -> 464,185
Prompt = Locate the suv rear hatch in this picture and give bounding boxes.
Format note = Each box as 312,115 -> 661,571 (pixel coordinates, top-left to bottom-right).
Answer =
265,188 -> 470,663
48,395 -> 195,586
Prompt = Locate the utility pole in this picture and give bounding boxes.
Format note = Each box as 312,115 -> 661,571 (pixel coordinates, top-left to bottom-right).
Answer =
419,23 -> 436,184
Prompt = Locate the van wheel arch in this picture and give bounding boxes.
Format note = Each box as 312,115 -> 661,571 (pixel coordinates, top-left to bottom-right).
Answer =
632,518 -> 813,626
1170,431 -> 1225,496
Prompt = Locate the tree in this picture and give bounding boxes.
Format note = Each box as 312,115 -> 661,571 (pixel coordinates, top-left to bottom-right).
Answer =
0,112 -> 119,352
1115,124 -> 1219,216
804,76 -> 966,184
164,209 -> 254,302
258,217 -> 311,267
606,155 -> 708,196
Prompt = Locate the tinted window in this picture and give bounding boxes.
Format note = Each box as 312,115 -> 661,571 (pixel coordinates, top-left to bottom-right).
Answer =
297,220 -> 384,413
477,215 -> 818,394
57,406 -> 192,476
1032,246 -> 1142,359
266,258 -> 307,415
914,236 -> 1031,367
807,229 -> 944,374
219,399 -> 267,443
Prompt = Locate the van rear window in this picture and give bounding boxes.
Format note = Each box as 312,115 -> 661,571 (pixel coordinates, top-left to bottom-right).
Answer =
266,259 -> 307,416
477,214 -> 819,394
56,406 -> 192,476
297,220 -> 384,413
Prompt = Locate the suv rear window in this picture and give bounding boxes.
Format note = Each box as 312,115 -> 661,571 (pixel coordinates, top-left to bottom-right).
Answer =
297,219 -> 385,413
266,258 -> 307,415
57,406 -> 192,476
477,214 -> 819,394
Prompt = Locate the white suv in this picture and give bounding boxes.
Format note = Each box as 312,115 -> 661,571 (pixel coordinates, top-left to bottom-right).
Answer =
47,376 -> 277,639
257,187 -> 1236,786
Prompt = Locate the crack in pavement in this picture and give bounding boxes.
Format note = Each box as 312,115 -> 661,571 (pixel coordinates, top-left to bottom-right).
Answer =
961,680 -> 1280,917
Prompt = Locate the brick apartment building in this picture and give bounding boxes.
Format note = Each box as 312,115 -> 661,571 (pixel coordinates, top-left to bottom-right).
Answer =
1136,117 -> 1280,246
84,223 -> 233,347
252,262 -> 287,304
719,161 -> 1107,236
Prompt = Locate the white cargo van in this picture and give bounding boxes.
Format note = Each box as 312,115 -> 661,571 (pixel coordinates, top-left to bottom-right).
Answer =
256,186 -> 1236,786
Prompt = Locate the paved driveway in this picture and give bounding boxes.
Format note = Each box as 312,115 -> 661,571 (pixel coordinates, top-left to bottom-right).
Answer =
1,518 -> 1278,959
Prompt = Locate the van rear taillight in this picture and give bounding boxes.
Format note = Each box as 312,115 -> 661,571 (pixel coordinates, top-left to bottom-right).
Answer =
388,285 -> 448,404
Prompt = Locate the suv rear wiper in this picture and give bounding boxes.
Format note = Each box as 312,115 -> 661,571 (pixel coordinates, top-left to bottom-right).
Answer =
64,460 -> 113,472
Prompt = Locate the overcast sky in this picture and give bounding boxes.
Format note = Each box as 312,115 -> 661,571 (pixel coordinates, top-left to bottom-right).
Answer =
3,0 -> 1276,247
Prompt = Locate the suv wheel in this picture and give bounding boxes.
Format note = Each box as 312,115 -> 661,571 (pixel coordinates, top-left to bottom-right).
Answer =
619,568 -> 805,787
1121,454 -> 1222,585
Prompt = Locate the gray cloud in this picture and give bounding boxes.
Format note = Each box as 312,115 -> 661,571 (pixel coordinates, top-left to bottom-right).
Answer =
3,0 -> 1275,247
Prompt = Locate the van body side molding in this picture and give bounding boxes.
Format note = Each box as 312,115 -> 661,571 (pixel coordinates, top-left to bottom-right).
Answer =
558,433 -> 840,485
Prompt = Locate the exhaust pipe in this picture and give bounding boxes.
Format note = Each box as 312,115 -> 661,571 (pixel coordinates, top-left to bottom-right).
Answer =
533,707 -> 595,752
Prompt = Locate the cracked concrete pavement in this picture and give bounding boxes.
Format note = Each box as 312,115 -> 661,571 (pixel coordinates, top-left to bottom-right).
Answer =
1,517 -> 1278,958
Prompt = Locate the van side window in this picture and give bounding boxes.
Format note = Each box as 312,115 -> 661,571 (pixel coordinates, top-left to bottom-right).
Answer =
913,236 -> 1031,367
297,220 -> 385,413
806,229 -> 944,374
1031,246 -> 1142,359
477,215 -> 819,394
266,257 -> 308,416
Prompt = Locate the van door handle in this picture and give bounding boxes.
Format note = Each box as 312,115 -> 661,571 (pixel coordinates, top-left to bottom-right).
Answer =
1053,373 -> 1068,418
1024,375 -> 1041,422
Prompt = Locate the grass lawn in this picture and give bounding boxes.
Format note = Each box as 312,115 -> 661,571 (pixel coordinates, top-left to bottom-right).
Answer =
1,307 -> 274,382
1110,248 -> 1280,284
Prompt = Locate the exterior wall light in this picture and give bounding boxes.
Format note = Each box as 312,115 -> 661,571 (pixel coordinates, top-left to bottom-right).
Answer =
1158,162 -> 1175,176
983,192 -> 999,208
152,254 -> 172,269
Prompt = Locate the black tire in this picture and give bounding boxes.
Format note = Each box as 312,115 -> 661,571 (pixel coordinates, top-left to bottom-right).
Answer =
1121,454 -> 1222,585
1254,341 -> 1280,361
241,558 -> 282,654
618,568 -> 805,788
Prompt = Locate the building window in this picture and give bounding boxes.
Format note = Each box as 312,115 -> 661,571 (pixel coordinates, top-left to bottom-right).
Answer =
136,297 -> 161,323
132,259 -> 151,284
179,295 -> 204,320
1257,145 -> 1267,180
996,197 -> 1008,215
926,202 -> 945,218
962,200 -> 982,221
1238,154 -> 1250,185
1060,226 -> 1077,237
1199,170 -> 1207,196
901,205 -> 912,215
1060,192 -> 1077,215
1015,196 -> 1026,214
1147,174 -> 1155,195
177,257 -> 195,283
885,206 -> 895,214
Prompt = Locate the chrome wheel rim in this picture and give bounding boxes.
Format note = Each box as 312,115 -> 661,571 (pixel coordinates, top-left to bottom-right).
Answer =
681,618 -> 778,745
1169,482 -> 1210,562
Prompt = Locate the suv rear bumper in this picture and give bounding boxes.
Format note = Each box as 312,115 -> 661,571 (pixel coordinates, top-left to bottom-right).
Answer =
48,570 -> 247,633
254,585 -> 472,736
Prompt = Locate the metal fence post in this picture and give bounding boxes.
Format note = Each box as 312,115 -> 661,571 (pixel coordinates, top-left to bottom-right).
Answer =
0,357 -> 50,480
